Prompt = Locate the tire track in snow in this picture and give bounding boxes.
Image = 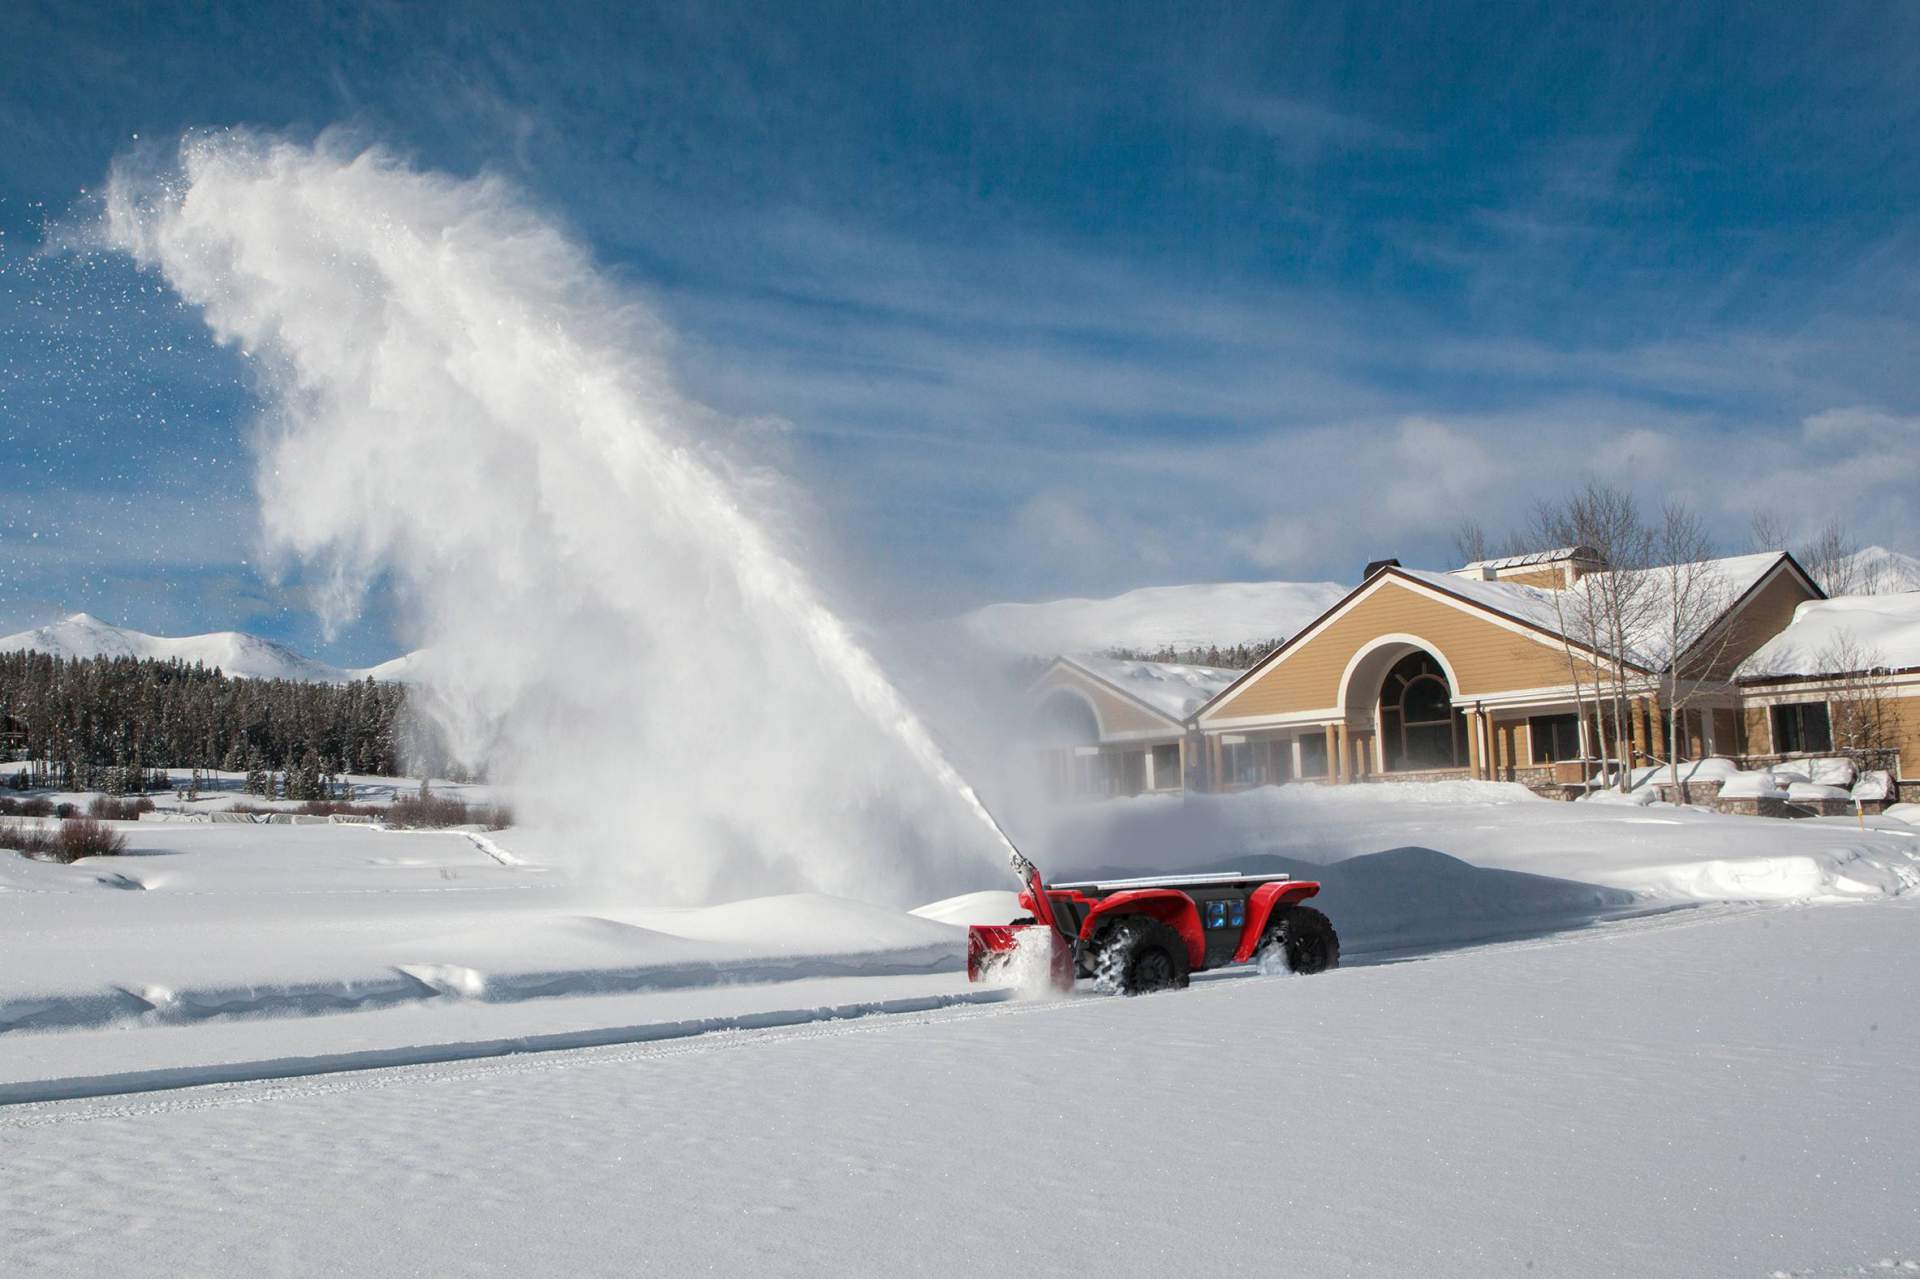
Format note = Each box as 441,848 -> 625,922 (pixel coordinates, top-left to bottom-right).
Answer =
0,986 -> 1098,1128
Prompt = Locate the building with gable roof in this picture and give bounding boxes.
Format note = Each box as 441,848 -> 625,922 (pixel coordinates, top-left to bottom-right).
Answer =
1025,547 -> 1920,804
1192,548 -> 1820,788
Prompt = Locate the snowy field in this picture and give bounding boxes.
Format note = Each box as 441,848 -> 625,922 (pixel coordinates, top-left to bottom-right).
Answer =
4,779 -> 1920,1274
5,899 -> 1916,1277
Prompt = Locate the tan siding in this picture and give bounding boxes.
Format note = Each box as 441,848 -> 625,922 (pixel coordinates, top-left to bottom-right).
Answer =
1032,666 -> 1174,737
1889,689 -> 1920,780
1696,567 -> 1819,680
1499,567 -> 1565,589
1208,579 -> 1590,719
1742,705 -> 1772,755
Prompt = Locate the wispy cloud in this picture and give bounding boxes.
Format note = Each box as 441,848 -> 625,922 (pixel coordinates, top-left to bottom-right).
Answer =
1214,90 -> 1426,154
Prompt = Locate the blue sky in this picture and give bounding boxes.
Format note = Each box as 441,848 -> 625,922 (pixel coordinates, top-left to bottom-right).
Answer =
2,1 -> 1917,664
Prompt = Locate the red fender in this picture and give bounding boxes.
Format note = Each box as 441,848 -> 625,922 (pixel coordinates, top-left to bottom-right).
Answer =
1232,881 -> 1322,964
1081,889 -> 1206,970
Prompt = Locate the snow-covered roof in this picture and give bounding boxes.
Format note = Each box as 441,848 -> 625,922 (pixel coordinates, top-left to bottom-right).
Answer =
1402,552 -> 1792,670
1063,654 -> 1240,721
1736,592 -> 1920,680
1455,546 -> 1595,572
964,580 -> 1347,657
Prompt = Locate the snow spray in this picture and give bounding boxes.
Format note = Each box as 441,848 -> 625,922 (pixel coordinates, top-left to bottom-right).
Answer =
99,131 -> 1014,903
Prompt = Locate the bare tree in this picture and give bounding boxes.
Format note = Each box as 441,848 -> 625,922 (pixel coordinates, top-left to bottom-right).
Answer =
1819,629 -> 1899,778
1801,516 -> 1864,596
1451,519 -> 1492,567
1747,511 -> 1789,555
1535,482 -> 1658,791
1649,504 -> 1737,802
1528,502 -> 1606,783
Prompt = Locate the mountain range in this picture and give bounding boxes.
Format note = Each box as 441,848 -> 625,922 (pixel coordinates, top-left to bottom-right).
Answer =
0,614 -> 420,683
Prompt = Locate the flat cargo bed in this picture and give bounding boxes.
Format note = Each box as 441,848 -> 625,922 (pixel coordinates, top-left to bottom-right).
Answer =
1048,871 -> 1291,892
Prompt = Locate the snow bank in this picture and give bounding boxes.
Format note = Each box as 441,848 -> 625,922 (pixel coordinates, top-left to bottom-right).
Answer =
910,890 -> 1023,927
1786,781 -> 1851,802
1885,803 -> 1920,827
1718,772 -> 1787,799
1808,756 -> 1857,787
621,893 -> 960,954
1266,778 -> 1541,806
1854,771 -> 1894,801
1029,781 -> 1920,926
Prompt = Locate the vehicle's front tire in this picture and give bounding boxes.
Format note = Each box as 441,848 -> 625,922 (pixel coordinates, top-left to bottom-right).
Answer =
1256,905 -> 1340,975
1092,917 -> 1191,995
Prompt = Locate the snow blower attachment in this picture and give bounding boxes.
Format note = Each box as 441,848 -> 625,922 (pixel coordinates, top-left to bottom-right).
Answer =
967,849 -> 1339,996
965,850 -> 1076,992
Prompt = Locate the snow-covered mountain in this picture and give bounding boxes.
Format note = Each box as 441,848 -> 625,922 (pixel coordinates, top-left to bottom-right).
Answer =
963,579 -> 1349,657
1840,545 -> 1920,593
0,613 -> 416,683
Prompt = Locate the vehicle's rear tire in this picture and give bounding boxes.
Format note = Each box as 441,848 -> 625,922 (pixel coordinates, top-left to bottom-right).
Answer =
1093,917 -> 1191,995
1256,905 -> 1340,975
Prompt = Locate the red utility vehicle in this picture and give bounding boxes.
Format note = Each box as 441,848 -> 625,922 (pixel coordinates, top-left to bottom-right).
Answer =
968,852 -> 1339,995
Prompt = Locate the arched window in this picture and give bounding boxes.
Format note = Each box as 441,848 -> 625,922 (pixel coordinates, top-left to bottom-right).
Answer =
1032,690 -> 1100,748
1378,651 -> 1466,771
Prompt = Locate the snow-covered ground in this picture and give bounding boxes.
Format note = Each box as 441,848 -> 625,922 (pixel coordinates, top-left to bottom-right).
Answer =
5,779 -> 1920,1274
2,778 -> 1914,1076
12,767 -> 493,814
5,898 -> 1916,1277
0,821 -> 961,1041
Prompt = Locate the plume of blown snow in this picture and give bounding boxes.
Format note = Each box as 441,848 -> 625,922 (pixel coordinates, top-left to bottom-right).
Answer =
99,130 -> 1010,904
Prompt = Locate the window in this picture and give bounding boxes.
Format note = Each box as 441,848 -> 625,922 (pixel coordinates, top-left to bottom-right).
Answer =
1262,738 -> 1292,784
1528,713 -> 1581,764
1221,737 -> 1290,787
1771,702 -> 1831,755
1379,651 -> 1464,771
1151,743 -> 1181,789
1070,748 -> 1106,797
1297,732 -> 1328,778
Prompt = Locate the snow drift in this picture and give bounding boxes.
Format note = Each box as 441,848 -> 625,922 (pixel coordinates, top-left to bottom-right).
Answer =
98,131 -> 1009,904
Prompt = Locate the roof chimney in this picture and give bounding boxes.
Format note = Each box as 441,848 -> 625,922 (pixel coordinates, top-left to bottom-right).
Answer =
1363,558 -> 1401,580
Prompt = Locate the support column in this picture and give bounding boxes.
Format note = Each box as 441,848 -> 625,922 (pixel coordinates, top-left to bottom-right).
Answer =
1465,710 -> 1483,779
1325,723 -> 1341,783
